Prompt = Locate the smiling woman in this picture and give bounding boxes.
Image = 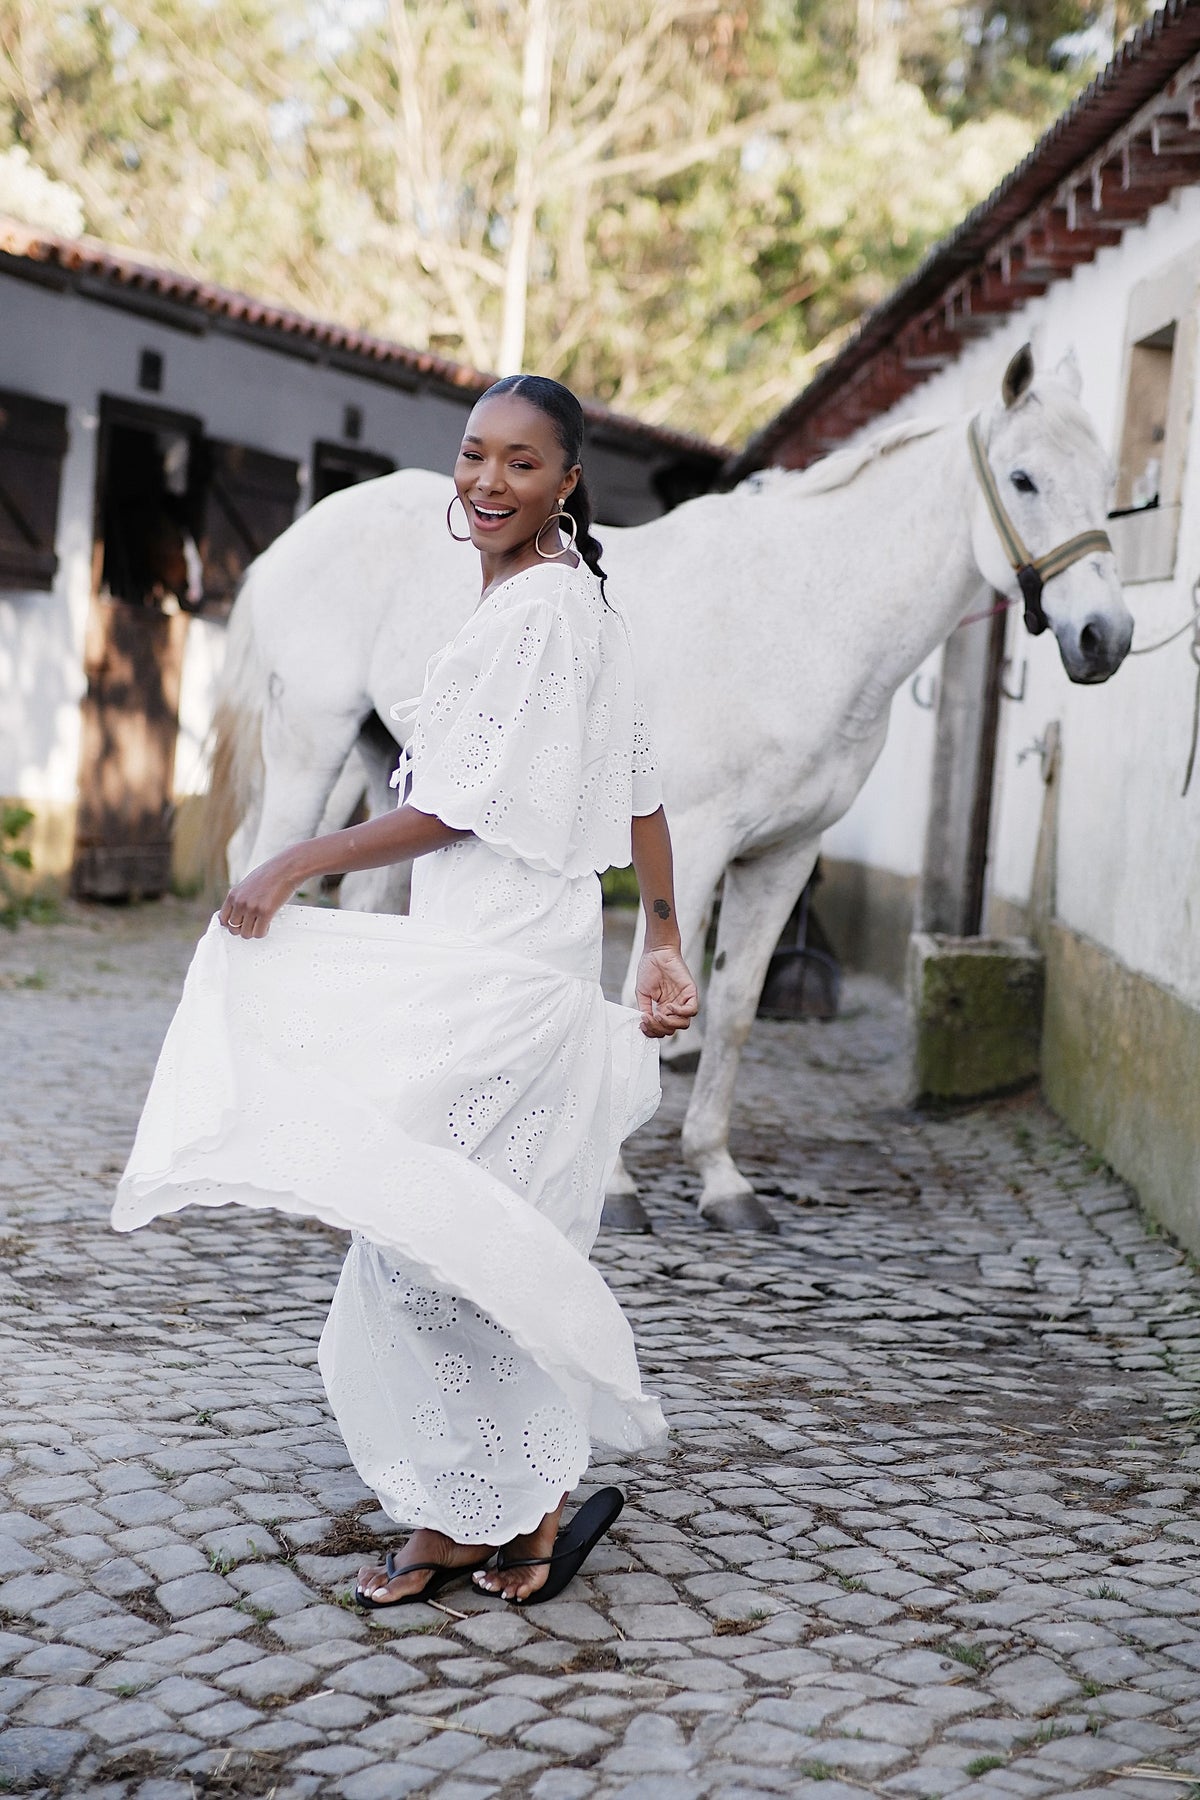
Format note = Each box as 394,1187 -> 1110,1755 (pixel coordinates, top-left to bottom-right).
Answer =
113,374 -> 699,1611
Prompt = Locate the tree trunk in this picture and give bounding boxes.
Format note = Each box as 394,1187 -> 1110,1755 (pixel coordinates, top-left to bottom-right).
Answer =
856,0 -> 899,104
499,0 -> 552,375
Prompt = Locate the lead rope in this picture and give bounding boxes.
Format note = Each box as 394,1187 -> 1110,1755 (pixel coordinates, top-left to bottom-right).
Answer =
1126,574 -> 1200,797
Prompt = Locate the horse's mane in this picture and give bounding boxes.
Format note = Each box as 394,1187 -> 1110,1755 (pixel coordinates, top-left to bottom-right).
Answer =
740,416 -> 947,498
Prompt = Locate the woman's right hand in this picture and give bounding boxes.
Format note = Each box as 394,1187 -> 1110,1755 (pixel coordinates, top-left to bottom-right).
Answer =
219,849 -> 306,938
635,947 -> 699,1038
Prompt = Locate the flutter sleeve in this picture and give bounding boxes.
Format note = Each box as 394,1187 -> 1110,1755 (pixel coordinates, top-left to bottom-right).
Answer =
631,694 -> 662,817
406,575 -> 596,876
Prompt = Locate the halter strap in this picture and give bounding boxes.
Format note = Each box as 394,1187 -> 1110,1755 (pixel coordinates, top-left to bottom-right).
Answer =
967,415 -> 1113,637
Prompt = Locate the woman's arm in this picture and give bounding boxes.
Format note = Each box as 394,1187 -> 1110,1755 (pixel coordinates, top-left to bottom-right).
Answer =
219,805 -> 468,938
630,807 -> 699,1039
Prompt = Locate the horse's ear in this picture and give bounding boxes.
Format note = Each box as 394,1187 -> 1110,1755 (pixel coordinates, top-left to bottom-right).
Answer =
1053,347 -> 1082,398
1001,343 -> 1035,408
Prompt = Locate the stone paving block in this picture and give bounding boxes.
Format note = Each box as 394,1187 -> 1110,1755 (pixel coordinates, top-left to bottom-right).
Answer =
985,1653 -> 1081,1713
0,1535 -> 45,1577
337,1767 -> 431,1800
135,1543 -> 209,1582
0,1725 -> 88,1784
268,1604 -> 368,1649
216,1653 -> 317,1704
530,1773 -> 598,1800
609,1604 -> 711,1641
60,1613 -> 161,1655
0,1569 -> 79,1614
155,1570 -> 239,1618
99,1489 -> 180,1528
327,1654 -> 427,1698
146,1676 -> 227,1716
606,1777 -> 708,1800
13,1683 -> 96,1727
521,1717 -> 613,1757
285,1691 -> 376,1729
88,1699 -> 176,1744
179,1696 -> 265,1739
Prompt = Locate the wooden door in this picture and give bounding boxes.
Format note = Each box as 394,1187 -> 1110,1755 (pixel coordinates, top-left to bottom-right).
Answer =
72,597 -> 190,899
200,441 -> 300,609
72,398 -> 202,900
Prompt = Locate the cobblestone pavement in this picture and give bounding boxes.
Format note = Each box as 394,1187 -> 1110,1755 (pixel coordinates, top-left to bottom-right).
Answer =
3,900 -> 1200,1800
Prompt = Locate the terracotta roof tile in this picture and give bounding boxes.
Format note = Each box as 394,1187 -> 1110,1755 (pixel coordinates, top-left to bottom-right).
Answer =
0,217 -> 722,464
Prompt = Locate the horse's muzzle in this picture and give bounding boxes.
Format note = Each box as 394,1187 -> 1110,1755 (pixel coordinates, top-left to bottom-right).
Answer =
1061,612 -> 1133,684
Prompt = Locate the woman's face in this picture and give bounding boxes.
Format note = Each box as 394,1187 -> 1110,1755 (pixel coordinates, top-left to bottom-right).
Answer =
454,393 -> 579,555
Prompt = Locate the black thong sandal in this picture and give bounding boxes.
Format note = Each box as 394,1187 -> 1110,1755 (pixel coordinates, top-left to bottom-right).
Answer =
354,1548 -> 492,1610
483,1486 -> 625,1607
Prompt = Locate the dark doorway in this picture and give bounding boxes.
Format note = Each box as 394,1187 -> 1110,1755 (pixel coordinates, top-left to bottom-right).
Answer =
311,440 -> 394,506
73,399 -> 204,900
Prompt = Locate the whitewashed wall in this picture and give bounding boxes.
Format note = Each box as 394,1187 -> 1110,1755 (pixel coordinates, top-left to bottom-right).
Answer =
820,184 -> 1200,1009
0,275 -> 480,809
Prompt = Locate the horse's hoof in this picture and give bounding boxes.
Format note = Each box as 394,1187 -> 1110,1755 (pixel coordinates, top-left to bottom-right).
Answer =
699,1192 -> 779,1234
602,1191 -> 654,1234
662,1048 -> 701,1076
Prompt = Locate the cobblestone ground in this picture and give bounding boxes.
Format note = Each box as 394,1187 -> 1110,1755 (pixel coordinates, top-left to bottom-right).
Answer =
2,900 -> 1200,1800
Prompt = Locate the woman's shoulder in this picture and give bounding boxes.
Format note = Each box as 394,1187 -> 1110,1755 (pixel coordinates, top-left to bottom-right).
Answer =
484,558 -> 607,633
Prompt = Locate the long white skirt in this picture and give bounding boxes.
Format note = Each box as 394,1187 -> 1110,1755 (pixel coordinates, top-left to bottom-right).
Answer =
113,840 -> 666,1540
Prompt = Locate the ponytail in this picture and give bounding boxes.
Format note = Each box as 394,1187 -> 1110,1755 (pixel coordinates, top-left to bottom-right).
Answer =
563,475 -> 608,598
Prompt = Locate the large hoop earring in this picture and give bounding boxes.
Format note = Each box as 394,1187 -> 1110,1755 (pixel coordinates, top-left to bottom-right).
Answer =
534,508 -> 579,560
446,494 -> 472,542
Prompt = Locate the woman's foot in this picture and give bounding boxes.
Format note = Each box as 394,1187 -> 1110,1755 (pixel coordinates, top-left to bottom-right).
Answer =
472,1495 -> 567,1603
355,1529 -> 492,1605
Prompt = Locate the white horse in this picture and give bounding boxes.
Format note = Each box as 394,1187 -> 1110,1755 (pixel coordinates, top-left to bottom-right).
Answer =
211,346 -> 1132,1231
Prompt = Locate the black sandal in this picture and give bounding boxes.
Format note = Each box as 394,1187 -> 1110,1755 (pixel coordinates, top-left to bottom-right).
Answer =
354,1547 -> 492,1610
480,1486 -> 625,1606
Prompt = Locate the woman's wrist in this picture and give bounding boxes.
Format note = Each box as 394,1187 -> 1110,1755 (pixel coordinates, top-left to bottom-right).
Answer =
643,909 -> 682,953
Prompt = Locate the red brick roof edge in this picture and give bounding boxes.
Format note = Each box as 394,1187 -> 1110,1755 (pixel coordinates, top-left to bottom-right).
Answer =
724,0 -> 1200,482
0,217 -> 723,465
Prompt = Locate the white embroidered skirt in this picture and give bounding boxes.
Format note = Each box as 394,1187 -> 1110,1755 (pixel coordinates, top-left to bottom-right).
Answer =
113,856 -> 665,1542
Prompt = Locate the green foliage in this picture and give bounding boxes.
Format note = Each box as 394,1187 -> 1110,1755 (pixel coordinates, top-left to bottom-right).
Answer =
0,1 -> 1155,440
965,1754 -> 1006,1775
0,805 -> 57,930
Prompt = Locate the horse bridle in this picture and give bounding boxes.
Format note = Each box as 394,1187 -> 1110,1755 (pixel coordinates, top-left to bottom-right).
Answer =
967,415 -> 1113,637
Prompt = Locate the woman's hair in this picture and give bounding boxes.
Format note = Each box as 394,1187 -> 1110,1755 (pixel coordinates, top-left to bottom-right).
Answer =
480,374 -> 608,594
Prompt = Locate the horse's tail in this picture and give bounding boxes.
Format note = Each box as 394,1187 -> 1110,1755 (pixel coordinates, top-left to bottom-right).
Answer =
203,574 -> 265,888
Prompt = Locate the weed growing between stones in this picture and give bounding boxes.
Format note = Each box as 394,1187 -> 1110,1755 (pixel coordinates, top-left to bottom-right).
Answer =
966,1753 -> 1007,1774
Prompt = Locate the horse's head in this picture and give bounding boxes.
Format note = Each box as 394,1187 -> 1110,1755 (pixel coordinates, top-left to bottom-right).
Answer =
969,344 -> 1132,684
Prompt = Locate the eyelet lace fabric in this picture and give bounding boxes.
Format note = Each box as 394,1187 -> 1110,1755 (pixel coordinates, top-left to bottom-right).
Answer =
402,562 -> 662,877
113,560 -> 668,1541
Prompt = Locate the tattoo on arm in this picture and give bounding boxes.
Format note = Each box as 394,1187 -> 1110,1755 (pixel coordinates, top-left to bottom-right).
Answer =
653,898 -> 672,920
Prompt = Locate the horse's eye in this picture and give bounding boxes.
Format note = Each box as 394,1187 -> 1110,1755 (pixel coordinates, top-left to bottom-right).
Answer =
1011,470 -> 1037,494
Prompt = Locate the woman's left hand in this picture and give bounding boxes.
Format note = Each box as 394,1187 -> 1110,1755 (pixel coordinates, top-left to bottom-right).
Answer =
219,852 -> 302,938
635,947 -> 699,1038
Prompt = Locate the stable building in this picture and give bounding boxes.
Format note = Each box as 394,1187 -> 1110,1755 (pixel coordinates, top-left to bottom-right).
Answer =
0,219 -> 720,902
727,1 -> 1200,1252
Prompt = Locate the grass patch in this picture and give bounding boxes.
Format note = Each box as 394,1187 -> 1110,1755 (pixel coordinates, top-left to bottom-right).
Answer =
965,1754 -> 1006,1775
945,1641 -> 987,1670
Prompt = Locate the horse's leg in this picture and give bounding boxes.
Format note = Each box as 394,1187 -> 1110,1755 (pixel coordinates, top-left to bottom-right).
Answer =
340,715 -> 413,914
683,833 -> 821,1233
604,816 -> 728,1232
245,698 -> 365,878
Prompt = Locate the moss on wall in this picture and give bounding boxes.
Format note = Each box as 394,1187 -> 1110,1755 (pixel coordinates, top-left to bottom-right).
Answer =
908,933 -> 1044,1104
1043,921 -> 1200,1254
